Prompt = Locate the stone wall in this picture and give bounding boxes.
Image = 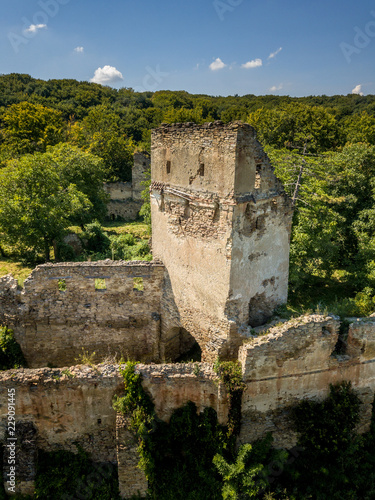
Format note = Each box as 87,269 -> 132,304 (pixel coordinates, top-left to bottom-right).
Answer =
238,315 -> 375,448
0,363 -> 226,498
0,364 -> 123,496
133,152 -> 150,202
1,316 -> 375,497
106,199 -> 143,221
104,182 -> 142,220
103,151 -> 150,221
0,261 -> 165,368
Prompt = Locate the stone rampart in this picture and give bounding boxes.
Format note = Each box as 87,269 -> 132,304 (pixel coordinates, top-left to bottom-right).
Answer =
0,363 -> 225,497
238,315 -> 375,448
1,316 -> 375,496
0,261 -> 165,368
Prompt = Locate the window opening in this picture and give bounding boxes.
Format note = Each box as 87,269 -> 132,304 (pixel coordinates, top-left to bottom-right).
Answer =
133,277 -> 144,291
58,279 -> 66,292
95,278 -> 107,290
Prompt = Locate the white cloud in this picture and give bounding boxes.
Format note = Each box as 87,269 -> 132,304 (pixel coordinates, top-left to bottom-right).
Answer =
269,84 -> 283,92
209,58 -> 227,71
268,47 -> 282,59
74,46 -> 84,53
352,84 -> 364,96
24,24 -> 47,34
90,65 -> 124,85
241,58 -> 262,69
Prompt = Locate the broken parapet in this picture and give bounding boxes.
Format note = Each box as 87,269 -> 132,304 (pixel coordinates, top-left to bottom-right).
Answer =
238,315 -> 375,448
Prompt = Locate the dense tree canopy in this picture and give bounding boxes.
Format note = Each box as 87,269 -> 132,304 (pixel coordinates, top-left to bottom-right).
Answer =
0,101 -> 65,161
0,144 -> 107,260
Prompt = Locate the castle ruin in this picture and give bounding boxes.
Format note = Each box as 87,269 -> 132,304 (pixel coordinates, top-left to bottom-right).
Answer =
104,152 -> 150,221
1,122 -> 375,498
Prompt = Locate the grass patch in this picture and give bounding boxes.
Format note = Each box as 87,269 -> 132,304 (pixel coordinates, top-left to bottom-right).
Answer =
0,259 -> 33,286
101,221 -> 150,239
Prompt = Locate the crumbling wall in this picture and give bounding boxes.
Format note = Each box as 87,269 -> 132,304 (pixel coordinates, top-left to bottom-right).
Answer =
0,261 -> 165,368
104,182 -> 142,220
0,274 -> 20,329
103,150 -> 150,221
1,316 -> 375,497
133,152 -> 150,202
238,315 -> 375,448
0,363 -> 227,498
104,182 -> 133,201
0,365 -> 123,496
137,363 -> 228,424
229,125 -> 293,326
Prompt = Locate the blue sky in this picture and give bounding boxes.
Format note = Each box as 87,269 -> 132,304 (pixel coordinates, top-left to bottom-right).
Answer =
1,0 -> 375,96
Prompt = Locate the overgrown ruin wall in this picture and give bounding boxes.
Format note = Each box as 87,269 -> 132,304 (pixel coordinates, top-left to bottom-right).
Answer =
0,261 -> 165,368
1,315 -> 375,497
238,315 -> 375,448
104,152 -> 150,221
0,363 -> 225,497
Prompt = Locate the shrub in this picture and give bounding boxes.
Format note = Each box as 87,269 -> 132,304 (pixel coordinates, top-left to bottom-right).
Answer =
0,326 -> 26,370
35,448 -> 120,499
82,221 -> 110,254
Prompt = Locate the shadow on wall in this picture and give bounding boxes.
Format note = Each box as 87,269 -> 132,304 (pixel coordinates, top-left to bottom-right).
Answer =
162,327 -> 202,362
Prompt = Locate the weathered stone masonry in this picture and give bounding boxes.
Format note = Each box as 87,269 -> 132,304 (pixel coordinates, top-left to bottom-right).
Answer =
104,152 -> 150,220
151,121 -> 293,362
0,363 -> 226,497
1,316 -> 375,497
0,261 -> 165,368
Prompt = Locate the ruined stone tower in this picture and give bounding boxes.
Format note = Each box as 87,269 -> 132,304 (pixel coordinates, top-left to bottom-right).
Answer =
151,121 -> 293,361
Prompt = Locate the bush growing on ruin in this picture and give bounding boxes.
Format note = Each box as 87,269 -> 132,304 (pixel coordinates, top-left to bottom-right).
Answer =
81,221 -> 111,254
109,233 -> 151,261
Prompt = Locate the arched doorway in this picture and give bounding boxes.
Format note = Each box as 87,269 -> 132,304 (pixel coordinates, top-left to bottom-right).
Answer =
161,327 -> 201,362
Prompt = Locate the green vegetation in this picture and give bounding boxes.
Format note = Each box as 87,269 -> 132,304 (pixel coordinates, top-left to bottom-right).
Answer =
113,367 -> 375,499
34,448 -> 120,499
0,326 -> 26,370
67,220 -> 152,262
113,363 -> 289,500
0,260 -> 32,286
0,144 -> 108,261
213,360 -> 246,440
